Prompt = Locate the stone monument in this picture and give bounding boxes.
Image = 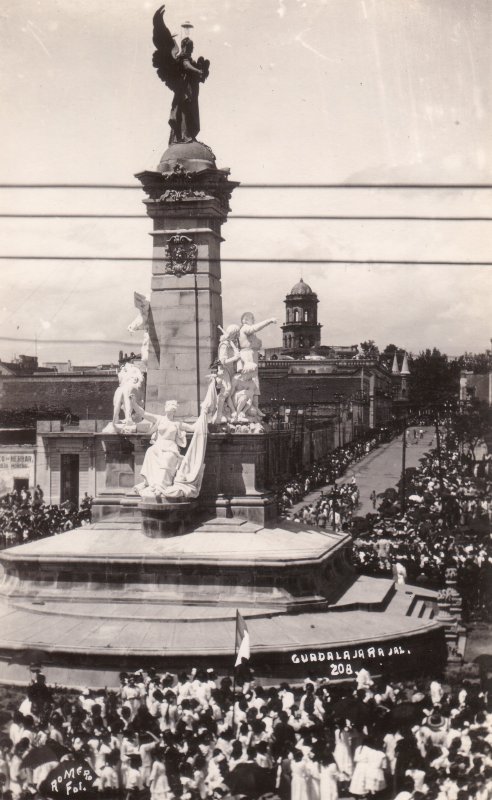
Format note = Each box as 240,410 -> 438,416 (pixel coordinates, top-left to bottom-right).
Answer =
135,6 -> 238,419
0,7 -> 446,687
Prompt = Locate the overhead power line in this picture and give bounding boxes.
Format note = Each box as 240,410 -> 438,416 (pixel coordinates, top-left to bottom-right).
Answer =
0,336 -> 141,347
0,213 -> 490,222
0,256 -> 489,266
0,182 -> 492,190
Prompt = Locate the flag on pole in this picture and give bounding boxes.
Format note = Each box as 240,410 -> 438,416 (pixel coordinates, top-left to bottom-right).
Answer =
235,610 -> 250,666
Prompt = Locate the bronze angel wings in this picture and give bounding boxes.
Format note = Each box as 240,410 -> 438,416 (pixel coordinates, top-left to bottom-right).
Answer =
152,5 -> 210,91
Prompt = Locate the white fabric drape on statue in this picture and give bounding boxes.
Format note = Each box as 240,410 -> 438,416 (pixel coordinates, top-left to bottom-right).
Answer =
164,380 -> 217,499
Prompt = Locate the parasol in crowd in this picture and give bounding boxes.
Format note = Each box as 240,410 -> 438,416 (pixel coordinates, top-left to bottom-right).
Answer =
350,516 -> 369,534
21,741 -> 69,770
226,763 -> 275,798
377,488 -> 398,499
388,701 -> 422,728
331,696 -> 369,725
41,759 -> 97,798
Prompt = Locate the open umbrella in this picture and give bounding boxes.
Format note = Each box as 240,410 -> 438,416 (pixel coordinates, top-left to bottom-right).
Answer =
331,697 -> 368,725
21,741 -> 69,770
388,702 -> 421,728
350,516 -> 369,535
227,763 -> 275,799
42,759 -> 97,798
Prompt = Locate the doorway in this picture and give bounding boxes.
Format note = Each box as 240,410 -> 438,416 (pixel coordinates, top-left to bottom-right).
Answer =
13,478 -> 29,493
60,454 -> 79,508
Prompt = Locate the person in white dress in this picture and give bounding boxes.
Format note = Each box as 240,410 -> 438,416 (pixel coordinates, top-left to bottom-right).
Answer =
97,751 -> 121,794
312,753 -> 340,800
333,720 -> 354,782
149,750 -> 172,800
291,749 -> 312,800
349,737 -> 387,797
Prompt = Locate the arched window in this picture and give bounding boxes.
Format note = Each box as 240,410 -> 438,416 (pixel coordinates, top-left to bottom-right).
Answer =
286,308 -> 291,322
293,309 -> 299,322
304,309 -> 309,322
299,335 -> 304,347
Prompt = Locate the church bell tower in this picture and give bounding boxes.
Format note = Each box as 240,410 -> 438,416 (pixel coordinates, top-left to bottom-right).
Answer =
281,278 -> 322,353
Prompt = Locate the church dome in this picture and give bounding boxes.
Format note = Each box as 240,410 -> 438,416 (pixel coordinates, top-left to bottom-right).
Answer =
289,278 -> 314,296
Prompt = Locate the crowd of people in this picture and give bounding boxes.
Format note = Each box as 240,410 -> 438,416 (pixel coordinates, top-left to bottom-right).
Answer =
0,489 -> 92,550
0,666 -> 491,800
276,435 -> 383,518
282,419 -> 491,619
350,428 -> 491,618
288,481 -> 360,531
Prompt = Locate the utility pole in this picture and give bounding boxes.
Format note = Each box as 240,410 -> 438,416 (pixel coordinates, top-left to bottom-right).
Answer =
333,393 -> 344,448
400,416 -> 407,512
331,486 -> 338,531
308,384 -> 318,463
435,408 -> 444,498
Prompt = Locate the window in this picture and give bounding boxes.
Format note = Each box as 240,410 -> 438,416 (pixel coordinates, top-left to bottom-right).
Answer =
293,309 -> 299,322
304,309 -> 309,322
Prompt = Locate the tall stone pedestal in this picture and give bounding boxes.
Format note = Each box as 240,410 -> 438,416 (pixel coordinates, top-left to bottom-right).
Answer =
136,142 -> 238,418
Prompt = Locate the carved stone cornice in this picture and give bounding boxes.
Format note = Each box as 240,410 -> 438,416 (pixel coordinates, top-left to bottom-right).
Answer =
135,166 -> 239,217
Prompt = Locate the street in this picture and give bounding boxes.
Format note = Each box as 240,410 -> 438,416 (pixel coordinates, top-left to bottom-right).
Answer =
345,426 -> 435,515
290,426 -> 436,518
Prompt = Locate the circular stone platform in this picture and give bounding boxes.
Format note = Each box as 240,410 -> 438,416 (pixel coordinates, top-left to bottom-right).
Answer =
0,513 -> 446,687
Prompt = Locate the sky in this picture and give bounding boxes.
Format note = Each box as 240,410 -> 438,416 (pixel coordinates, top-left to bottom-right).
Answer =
0,0 -> 491,364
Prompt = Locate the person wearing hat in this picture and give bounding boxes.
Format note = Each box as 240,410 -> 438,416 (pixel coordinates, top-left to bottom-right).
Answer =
425,713 -> 449,748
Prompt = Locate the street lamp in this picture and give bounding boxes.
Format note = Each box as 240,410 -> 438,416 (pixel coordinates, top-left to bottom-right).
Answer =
298,408 -> 305,467
333,393 -> 345,447
434,406 -> 444,499
271,377 -> 286,432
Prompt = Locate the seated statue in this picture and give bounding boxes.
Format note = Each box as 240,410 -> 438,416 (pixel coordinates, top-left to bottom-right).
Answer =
132,400 -> 195,497
132,379 -> 218,499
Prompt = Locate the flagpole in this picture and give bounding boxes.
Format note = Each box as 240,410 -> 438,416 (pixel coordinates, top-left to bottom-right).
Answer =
232,609 -> 238,735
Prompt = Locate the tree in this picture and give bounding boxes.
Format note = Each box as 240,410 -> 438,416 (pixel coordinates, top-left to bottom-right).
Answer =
408,348 -> 460,410
381,343 -> 407,369
453,401 -> 491,459
456,352 -> 491,374
359,340 -> 379,357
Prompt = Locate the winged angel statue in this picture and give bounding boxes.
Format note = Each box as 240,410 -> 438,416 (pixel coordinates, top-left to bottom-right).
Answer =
152,5 -> 210,144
